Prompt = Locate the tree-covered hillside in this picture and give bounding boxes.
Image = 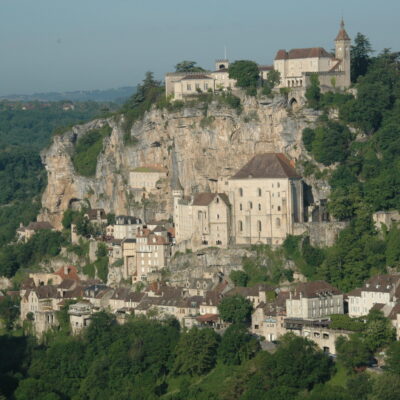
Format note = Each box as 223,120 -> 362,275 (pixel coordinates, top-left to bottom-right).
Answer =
0,101 -> 115,276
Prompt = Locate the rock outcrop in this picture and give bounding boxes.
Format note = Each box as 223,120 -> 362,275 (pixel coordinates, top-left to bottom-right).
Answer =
39,95 -> 326,229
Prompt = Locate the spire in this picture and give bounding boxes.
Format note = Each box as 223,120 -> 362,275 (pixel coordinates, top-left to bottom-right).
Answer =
335,18 -> 350,41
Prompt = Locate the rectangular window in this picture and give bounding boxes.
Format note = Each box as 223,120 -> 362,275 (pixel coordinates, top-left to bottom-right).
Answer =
195,83 -> 200,89
204,83 -> 208,90
187,84 -> 192,91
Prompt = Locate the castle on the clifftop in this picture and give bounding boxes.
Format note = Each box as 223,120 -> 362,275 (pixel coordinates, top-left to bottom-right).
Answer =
165,20 -> 351,100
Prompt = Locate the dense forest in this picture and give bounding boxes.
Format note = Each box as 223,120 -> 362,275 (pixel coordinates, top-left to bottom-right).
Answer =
1,311 -> 400,400
0,101 -> 114,278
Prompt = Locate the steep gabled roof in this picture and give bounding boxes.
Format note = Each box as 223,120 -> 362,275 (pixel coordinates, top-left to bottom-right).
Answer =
275,47 -> 332,60
192,193 -> 230,207
335,20 -> 351,41
230,153 -> 301,180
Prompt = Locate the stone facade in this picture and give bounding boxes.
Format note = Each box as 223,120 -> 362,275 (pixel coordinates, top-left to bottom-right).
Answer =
173,192 -> 231,250
274,20 -> 351,90
347,274 -> 400,317
228,153 -> 304,246
286,281 -> 344,319
129,166 -> 167,192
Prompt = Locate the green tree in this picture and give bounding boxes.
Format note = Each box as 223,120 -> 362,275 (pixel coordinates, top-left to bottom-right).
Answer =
386,224 -> 400,267
351,33 -> 373,83
335,335 -> 371,371
302,127 -> 315,152
262,70 -> 281,95
218,324 -> 260,365
229,270 -> 249,287
369,373 -> 400,400
305,73 -> 321,109
228,60 -> 260,93
218,295 -> 253,324
364,310 -> 396,352
173,327 -> 219,376
175,61 -> 205,73
0,295 -> 20,331
385,341 -> 400,375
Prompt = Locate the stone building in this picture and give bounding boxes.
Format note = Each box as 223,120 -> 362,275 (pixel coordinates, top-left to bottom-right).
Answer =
68,302 -> 93,335
228,153 -> 304,246
165,60 -> 236,100
173,189 -> 231,250
129,165 -> 167,192
347,274 -> 400,317
109,215 -> 142,240
135,228 -> 171,282
286,281 -> 344,319
373,210 -> 400,231
16,221 -> 54,242
274,20 -> 351,90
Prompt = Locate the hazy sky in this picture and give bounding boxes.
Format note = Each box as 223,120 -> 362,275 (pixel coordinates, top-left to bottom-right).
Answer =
1,0 -> 399,95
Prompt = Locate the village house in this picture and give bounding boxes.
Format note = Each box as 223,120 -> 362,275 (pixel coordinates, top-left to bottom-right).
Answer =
347,274 -> 400,317
286,281 -> 344,319
135,227 -> 171,282
228,153 -> 304,246
107,215 -> 142,240
16,221 -> 54,242
165,60 -> 236,101
84,208 -> 108,225
68,302 -> 93,335
251,290 -> 289,341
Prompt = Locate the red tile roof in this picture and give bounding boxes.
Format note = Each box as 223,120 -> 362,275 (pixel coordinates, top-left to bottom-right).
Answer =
55,266 -> 80,282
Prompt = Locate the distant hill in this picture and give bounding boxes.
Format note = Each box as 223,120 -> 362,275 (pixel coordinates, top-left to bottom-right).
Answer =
0,86 -> 137,103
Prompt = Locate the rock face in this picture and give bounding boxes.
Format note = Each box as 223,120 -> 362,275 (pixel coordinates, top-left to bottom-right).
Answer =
39,95 -> 326,230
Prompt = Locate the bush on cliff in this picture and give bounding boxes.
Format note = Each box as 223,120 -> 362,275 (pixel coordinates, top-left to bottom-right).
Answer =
72,125 -> 111,177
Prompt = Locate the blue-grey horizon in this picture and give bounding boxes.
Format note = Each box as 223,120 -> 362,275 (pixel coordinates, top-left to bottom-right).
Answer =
1,0 -> 398,96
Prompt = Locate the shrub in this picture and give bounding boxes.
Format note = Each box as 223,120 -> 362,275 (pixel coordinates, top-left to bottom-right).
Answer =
72,125 -> 112,177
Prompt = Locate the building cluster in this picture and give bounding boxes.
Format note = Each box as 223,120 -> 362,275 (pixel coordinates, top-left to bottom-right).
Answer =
21,265 -> 400,355
165,20 -> 351,101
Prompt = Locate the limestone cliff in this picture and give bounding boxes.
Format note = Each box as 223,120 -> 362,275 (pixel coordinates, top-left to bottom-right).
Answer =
39,95 -> 327,230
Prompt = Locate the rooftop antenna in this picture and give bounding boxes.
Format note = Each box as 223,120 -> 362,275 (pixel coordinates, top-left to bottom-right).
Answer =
224,45 -> 227,60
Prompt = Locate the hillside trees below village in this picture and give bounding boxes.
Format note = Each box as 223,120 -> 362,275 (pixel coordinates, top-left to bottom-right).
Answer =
0,101 -> 114,277
299,46 -> 400,291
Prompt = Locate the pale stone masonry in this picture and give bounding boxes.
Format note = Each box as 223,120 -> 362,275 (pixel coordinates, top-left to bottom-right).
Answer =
228,153 -> 304,246
347,274 -> 400,317
173,191 -> 231,250
286,281 -> 344,319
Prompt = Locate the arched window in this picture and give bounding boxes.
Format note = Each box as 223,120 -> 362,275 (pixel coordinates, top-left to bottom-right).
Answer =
217,214 -> 220,219
216,197 -> 219,203
276,218 -> 281,227
277,206 -> 281,211
239,188 -> 243,197
258,188 -> 262,197
240,203 -> 242,211
239,221 -> 243,232
277,182 -> 280,188
258,204 -> 261,211
257,220 -> 262,232
249,201 -> 253,209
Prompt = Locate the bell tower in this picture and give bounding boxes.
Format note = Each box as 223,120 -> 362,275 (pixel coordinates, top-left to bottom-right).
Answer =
334,18 -> 351,87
